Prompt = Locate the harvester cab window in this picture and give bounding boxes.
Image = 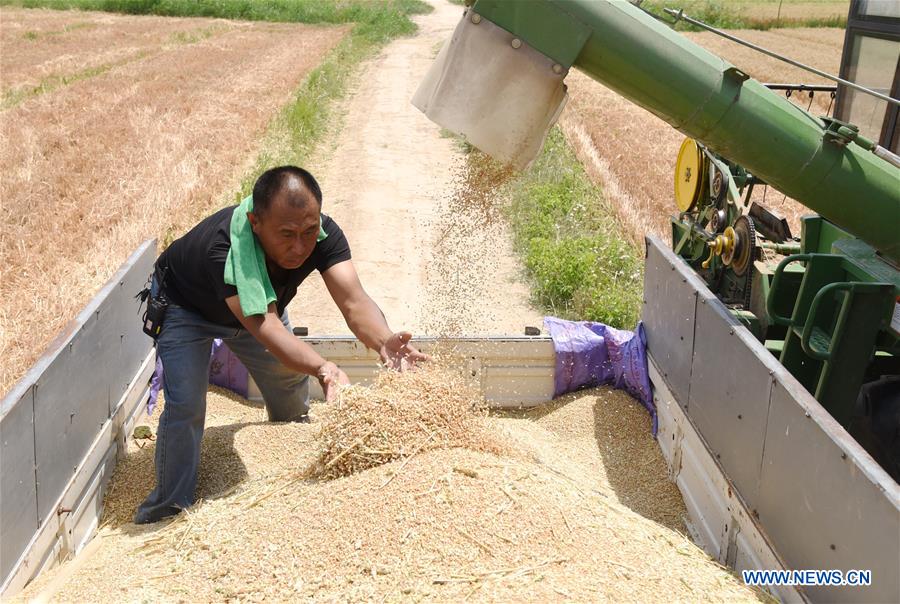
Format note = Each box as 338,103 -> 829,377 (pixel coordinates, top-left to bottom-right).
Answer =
841,35 -> 899,145
836,0 -> 900,152
858,0 -> 900,19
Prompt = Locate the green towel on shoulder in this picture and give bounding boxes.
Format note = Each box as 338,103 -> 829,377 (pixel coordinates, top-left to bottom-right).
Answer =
224,195 -> 328,318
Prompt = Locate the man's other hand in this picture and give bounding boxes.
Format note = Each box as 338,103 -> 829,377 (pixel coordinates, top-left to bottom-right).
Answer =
379,332 -> 429,371
316,361 -> 349,401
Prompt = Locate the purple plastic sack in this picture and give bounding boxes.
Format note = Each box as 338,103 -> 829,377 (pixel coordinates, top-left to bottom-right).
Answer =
208,339 -> 249,398
147,339 -> 250,413
544,316 -> 656,435
146,356 -> 164,416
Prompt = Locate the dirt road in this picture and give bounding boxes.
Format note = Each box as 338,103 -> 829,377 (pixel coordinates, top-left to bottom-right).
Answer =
287,0 -> 542,338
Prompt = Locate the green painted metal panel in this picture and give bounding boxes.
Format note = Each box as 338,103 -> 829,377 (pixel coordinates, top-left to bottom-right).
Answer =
472,0 -> 592,68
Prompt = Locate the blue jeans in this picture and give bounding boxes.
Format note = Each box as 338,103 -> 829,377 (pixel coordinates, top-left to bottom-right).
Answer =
135,297 -> 309,524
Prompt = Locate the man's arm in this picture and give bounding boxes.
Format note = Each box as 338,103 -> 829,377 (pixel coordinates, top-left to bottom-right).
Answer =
224,296 -> 348,399
321,260 -> 427,369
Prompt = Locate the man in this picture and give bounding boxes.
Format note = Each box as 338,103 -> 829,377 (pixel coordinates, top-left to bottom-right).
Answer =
136,165 -> 426,524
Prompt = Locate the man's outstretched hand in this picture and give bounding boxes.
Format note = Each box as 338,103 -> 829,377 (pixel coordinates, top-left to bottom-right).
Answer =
379,331 -> 428,371
316,361 -> 350,402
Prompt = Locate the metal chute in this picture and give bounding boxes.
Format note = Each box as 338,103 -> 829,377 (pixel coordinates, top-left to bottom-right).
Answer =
412,10 -> 568,170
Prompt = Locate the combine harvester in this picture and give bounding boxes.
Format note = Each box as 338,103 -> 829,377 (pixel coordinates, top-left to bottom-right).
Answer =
1,1 -> 897,602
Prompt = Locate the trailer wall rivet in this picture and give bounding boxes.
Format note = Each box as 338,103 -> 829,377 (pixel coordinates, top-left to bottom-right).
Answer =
511,38 -> 522,49
840,452 -> 847,460
552,64 -> 563,74
471,13 -> 482,24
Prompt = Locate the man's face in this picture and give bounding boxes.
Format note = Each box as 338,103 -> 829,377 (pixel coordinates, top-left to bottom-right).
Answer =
248,193 -> 320,270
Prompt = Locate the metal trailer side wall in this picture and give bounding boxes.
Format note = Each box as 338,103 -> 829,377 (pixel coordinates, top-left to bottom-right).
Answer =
0,241 -> 156,596
249,337 -> 557,407
643,236 -> 900,603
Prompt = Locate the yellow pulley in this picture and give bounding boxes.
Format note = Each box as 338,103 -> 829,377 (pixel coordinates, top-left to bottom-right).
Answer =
674,138 -> 706,212
702,226 -> 736,270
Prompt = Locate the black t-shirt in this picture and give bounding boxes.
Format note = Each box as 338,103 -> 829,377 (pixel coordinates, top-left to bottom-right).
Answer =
156,205 -> 351,327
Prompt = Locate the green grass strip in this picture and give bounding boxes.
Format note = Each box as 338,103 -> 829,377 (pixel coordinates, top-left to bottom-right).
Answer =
502,129 -> 644,330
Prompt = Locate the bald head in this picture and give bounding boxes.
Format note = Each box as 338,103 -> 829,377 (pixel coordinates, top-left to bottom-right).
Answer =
251,166 -> 322,217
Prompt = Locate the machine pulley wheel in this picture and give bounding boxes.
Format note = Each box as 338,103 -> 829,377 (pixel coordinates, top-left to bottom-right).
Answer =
730,215 -> 757,276
674,138 -> 706,212
712,170 -> 725,202
721,226 -> 738,266
710,209 -> 727,233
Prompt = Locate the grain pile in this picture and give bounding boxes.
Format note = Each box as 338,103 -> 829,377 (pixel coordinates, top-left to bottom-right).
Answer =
497,391 -> 689,533
305,365 -> 506,480
16,370 -> 770,603
98,386 -> 319,530
562,27 -> 845,244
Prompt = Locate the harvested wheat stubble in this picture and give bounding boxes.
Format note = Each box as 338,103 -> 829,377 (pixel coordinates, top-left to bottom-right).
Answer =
563,27 -> 845,244
0,13 -> 348,395
736,1 -> 849,21
0,8 -> 237,93
17,369 -> 769,603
